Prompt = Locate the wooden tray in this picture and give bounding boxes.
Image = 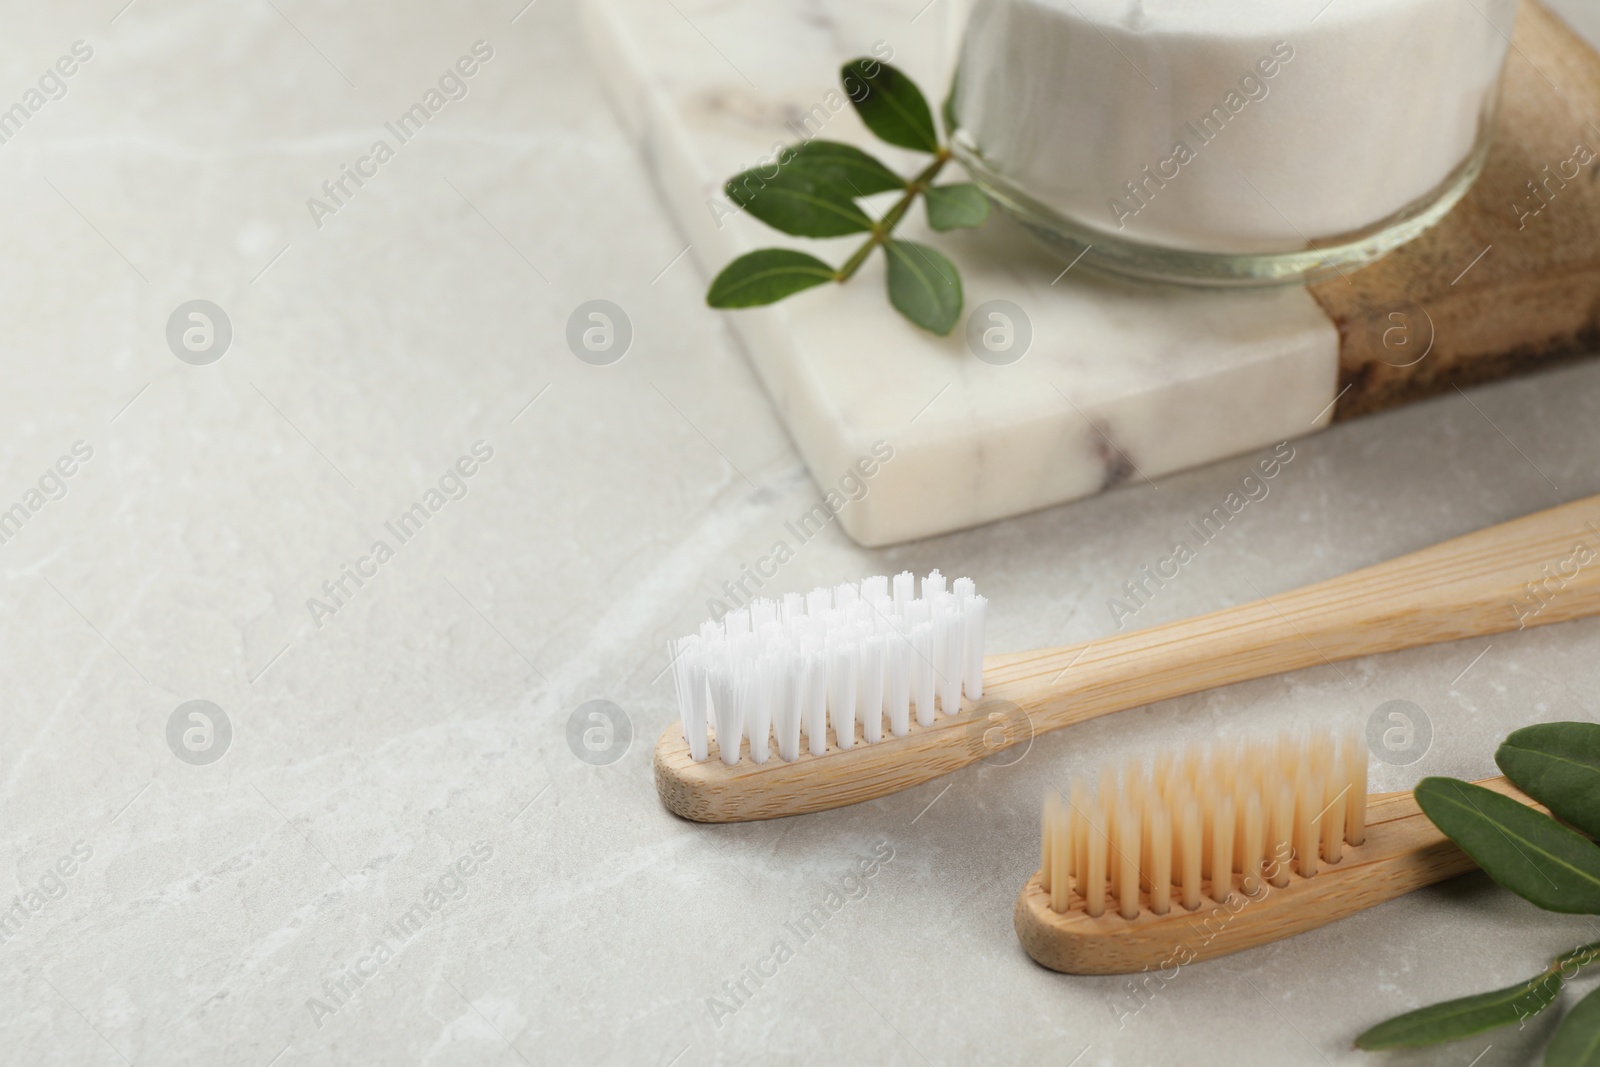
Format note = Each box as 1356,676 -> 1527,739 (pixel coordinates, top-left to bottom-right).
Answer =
1318,0 -> 1600,419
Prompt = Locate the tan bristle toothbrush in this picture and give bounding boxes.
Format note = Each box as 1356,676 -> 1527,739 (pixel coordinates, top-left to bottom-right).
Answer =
1016,728 -> 1536,974
656,493 -> 1600,824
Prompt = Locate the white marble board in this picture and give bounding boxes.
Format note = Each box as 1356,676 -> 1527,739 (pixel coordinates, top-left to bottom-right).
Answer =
581,0 -> 1341,546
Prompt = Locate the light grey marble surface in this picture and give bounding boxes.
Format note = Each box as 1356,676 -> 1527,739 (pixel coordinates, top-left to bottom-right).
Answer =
2,2 -> 1600,1066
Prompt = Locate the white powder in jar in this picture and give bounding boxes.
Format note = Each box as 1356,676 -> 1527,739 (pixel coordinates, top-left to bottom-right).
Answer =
953,0 -> 1518,254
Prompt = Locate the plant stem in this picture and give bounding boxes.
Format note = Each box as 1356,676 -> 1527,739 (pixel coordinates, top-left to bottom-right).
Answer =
1557,939 -> 1600,971
834,148 -> 952,283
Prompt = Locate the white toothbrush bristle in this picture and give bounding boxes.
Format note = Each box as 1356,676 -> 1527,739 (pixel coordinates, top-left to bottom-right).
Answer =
892,570 -> 914,611
1039,728 -> 1370,917
668,572 -> 988,763
828,641 -> 858,752
859,635 -> 884,744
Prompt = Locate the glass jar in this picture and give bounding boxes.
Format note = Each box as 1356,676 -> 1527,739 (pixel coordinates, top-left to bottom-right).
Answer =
949,0 -> 1519,286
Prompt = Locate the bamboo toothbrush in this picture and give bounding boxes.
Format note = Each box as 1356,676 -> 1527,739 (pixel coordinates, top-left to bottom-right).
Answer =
656,493 -> 1600,823
1016,728 -> 1535,974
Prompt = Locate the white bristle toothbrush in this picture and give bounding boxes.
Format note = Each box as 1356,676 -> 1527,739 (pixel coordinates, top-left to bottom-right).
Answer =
655,493 -> 1600,823
667,570 -> 987,765
1016,727 -> 1532,974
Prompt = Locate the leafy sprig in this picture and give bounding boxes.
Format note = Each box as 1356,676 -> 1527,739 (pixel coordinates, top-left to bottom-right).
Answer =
705,58 -> 987,336
1357,722 -> 1600,1062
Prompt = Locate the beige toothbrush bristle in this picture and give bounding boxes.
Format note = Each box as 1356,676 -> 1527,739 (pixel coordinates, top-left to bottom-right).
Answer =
1148,807 -> 1171,915
1084,804 -> 1107,919
1344,726 -> 1368,845
1039,729 -> 1370,920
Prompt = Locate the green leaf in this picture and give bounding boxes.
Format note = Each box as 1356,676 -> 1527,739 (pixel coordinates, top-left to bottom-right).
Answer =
924,183 -> 990,231
724,168 -> 872,237
706,249 -> 836,308
841,58 -> 939,153
884,240 -> 962,335
1354,970 -> 1563,1049
1415,777 -> 1600,913
1557,939 -> 1600,970
1497,722 -> 1600,838
1547,981 -> 1600,1066
787,140 -> 904,196
941,71 -> 959,136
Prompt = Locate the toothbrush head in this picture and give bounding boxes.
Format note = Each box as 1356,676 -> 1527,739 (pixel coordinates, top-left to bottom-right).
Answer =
1020,727 -> 1383,974
653,570 -> 1008,821
666,570 -> 987,767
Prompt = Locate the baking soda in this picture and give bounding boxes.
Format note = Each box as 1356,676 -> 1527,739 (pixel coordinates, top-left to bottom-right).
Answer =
954,0 -> 1518,253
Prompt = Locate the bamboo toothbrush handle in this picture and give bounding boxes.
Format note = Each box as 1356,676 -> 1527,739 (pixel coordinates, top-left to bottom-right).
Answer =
1016,776 -> 1530,975
656,495 -> 1600,822
986,493 -> 1600,742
